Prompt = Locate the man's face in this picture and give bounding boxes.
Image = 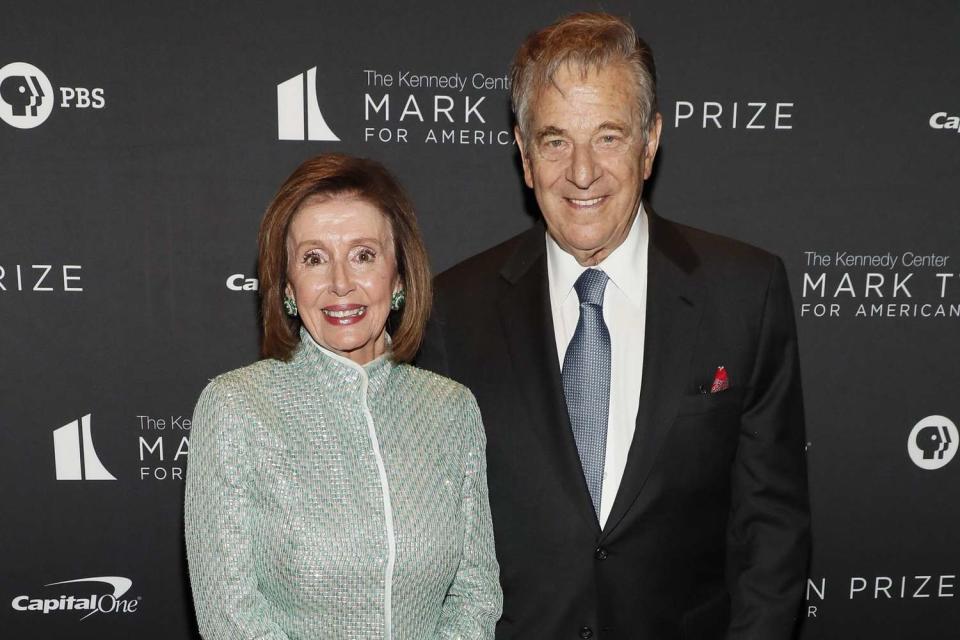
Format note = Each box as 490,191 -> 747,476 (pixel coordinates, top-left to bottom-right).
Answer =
516,63 -> 661,266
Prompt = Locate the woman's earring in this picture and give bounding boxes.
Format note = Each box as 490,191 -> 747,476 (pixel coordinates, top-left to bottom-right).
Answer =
283,296 -> 298,317
390,289 -> 406,311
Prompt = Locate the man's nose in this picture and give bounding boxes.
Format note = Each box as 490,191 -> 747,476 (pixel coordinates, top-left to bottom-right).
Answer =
567,143 -> 601,190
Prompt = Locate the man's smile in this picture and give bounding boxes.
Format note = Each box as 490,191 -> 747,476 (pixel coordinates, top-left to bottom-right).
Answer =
564,195 -> 608,209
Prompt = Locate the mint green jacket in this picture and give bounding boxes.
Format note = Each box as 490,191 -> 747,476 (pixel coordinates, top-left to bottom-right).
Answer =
185,333 -> 502,639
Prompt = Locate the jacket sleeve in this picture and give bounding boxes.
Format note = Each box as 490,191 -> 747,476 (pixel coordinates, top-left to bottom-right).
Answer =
436,389 -> 503,639
184,378 -> 290,640
727,257 -> 811,640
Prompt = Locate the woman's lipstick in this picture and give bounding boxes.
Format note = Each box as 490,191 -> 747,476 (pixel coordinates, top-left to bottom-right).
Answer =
321,304 -> 367,326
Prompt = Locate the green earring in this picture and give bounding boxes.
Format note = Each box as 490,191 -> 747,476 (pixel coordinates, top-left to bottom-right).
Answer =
283,295 -> 298,317
390,289 -> 405,311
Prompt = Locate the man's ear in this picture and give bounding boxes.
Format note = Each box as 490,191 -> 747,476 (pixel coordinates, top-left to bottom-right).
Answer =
514,126 -> 535,189
642,113 -> 663,181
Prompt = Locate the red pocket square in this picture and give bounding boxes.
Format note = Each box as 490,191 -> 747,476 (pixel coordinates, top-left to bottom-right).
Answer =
710,366 -> 729,393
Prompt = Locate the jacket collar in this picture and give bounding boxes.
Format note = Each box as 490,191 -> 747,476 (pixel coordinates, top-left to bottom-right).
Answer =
500,205 -> 697,283
292,327 -> 396,392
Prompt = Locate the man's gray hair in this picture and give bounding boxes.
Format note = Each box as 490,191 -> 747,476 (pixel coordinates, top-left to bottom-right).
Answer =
510,12 -> 658,144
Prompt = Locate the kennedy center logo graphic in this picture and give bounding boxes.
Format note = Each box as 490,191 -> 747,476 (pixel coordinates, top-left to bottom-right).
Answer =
53,414 -> 116,480
277,66 -> 340,141
908,415 -> 958,470
0,61 -> 54,128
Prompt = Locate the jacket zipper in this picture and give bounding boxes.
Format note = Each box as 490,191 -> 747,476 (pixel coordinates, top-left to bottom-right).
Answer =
360,371 -> 396,639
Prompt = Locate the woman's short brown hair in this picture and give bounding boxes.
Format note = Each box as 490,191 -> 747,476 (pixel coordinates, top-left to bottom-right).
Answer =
258,154 -> 431,363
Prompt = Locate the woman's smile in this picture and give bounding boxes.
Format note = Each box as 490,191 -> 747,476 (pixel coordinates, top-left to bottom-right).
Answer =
321,304 -> 368,325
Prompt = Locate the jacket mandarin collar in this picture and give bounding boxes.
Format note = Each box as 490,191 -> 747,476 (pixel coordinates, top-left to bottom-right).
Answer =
293,327 -> 395,389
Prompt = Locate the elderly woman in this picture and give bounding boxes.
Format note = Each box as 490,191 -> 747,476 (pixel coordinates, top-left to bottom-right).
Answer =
185,154 -> 502,639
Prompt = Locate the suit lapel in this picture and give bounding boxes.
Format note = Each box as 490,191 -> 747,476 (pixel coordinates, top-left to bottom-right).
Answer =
497,224 -> 601,533
602,210 -> 704,540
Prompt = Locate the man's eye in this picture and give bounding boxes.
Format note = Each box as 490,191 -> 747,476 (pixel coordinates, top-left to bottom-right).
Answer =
548,139 -> 565,147
600,135 -> 618,144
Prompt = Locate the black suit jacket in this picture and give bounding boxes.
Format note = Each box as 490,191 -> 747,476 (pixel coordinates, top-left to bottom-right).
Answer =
418,210 -> 810,640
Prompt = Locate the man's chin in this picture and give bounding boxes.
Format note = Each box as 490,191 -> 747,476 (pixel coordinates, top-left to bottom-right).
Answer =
554,237 -> 618,266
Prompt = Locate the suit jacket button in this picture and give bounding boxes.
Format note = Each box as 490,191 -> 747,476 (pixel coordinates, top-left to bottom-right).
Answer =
579,626 -> 593,639
594,546 -> 608,560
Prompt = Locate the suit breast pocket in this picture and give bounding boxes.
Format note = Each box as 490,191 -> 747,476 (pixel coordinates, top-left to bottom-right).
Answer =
675,389 -> 743,418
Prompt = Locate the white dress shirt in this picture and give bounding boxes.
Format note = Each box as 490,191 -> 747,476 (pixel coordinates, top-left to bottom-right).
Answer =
546,204 -> 649,529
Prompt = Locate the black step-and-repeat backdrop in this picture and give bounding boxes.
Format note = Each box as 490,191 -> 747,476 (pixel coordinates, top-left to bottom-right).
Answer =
2,1 -> 958,638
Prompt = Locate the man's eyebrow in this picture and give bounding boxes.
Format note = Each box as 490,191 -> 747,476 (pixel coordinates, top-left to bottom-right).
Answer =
535,126 -> 566,141
596,121 -> 631,134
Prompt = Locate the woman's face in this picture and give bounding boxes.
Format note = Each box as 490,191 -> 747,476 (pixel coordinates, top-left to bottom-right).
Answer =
285,194 -> 400,365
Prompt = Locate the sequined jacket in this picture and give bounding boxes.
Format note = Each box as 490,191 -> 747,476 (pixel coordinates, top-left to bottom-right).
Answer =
185,333 -> 502,640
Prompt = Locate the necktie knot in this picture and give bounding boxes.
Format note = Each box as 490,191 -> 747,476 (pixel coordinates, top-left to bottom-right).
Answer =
574,268 -> 609,306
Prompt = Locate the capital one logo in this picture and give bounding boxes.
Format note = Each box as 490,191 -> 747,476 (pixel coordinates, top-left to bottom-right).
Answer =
226,272 -> 259,291
53,414 -> 116,480
11,576 -> 139,620
929,112 -> 959,133
0,61 -> 54,128
907,415 -> 958,470
277,66 -> 340,141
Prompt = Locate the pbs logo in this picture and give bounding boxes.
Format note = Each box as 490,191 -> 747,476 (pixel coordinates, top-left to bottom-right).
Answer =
907,415 -> 958,471
0,61 -> 105,130
0,61 -> 54,128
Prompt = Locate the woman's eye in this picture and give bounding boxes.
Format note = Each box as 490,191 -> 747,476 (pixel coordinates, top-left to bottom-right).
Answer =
303,252 -> 325,266
356,249 -> 376,263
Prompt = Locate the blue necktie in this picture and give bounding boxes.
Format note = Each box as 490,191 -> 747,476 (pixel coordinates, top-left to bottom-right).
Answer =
562,268 -> 611,520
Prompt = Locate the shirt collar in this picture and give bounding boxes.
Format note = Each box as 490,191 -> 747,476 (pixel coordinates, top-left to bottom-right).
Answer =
545,202 -> 648,308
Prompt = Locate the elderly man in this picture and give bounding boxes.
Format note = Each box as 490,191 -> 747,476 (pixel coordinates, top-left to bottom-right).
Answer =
420,12 -> 810,640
